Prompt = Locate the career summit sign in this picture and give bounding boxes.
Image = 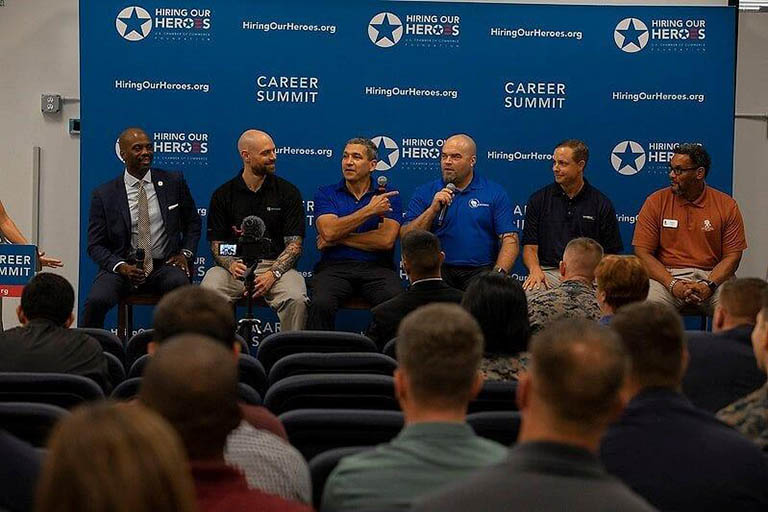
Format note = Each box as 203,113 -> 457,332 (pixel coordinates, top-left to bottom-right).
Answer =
0,245 -> 38,297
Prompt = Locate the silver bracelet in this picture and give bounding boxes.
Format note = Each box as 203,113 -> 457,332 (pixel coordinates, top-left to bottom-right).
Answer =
668,278 -> 680,294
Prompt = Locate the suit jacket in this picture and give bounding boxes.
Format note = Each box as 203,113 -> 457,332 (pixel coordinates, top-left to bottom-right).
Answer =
366,279 -> 463,347
414,442 -> 655,512
87,168 -> 201,272
600,388 -> 768,512
682,325 -> 766,413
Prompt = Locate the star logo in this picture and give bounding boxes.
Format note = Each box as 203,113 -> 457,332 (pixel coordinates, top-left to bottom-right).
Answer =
116,6 -> 153,42
611,141 -> 646,176
614,18 -> 649,53
368,12 -> 403,48
371,136 -> 400,171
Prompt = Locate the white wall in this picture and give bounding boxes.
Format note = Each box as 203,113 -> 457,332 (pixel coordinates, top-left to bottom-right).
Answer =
0,0 -> 80,327
0,1 -> 762,328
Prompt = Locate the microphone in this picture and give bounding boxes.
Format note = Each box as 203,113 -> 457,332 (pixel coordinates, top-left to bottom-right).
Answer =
135,248 -> 145,272
436,183 -> 457,227
240,215 -> 266,239
377,175 -> 388,194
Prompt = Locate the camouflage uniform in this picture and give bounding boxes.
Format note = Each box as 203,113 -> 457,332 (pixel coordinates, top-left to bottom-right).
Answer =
527,280 -> 601,333
481,352 -> 530,382
716,383 -> 768,452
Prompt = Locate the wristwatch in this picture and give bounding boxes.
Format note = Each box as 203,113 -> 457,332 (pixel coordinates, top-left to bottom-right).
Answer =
181,249 -> 193,260
700,279 -> 718,293
493,266 -> 507,275
271,269 -> 283,280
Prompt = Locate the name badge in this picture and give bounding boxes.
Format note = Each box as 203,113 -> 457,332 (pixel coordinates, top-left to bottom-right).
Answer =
662,219 -> 678,229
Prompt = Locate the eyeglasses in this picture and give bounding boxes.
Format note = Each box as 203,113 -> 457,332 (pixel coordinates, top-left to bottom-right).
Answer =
668,166 -> 701,175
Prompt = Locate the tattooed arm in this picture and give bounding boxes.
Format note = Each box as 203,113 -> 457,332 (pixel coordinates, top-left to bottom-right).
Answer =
270,236 -> 303,275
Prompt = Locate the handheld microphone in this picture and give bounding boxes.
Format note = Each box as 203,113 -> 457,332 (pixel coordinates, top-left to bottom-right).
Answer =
436,183 -> 457,227
135,248 -> 145,272
376,175 -> 388,194
240,215 -> 266,239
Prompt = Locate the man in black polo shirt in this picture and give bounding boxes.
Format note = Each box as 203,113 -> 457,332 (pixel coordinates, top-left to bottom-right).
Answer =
522,139 -> 623,293
201,129 -> 308,331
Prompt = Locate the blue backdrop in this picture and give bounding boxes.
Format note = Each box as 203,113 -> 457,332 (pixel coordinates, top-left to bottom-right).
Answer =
80,0 -> 736,337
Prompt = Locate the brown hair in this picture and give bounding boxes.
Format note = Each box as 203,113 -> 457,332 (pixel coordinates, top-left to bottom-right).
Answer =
530,318 -> 625,430
36,402 -> 197,512
140,335 -> 241,460
396,303 -> 484,407
555,139 -> 589,166
595,255 -> 650,310
611,302 -> 685,389
401,229 -> 442,276
153,285 -> 236,348
718,278 -> 768,322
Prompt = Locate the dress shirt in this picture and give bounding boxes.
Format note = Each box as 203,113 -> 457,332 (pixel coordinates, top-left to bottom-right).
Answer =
123,170 -> 169,260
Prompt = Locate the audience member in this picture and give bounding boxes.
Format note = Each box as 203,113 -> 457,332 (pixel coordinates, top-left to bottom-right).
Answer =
462,272 -> 530,381
718,287 -> 768,451
322,303 -> 507,511
601,302 -> 768,511
366,229 -> 462,348
140,336 -> 312,512
594,254 -> 649,325
527,237 -> 603,332
415,319 -> 654,512
35,402 -> 198,512
683,278 -> 767,412
0,273 -> 110,392
149,285 -> 311,503
0,431 -> 41,512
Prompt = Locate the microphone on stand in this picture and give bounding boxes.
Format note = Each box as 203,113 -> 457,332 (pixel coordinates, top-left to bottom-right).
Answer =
135,248 -> 145,274
436,183 -> 457,227
376,175 -> 388,194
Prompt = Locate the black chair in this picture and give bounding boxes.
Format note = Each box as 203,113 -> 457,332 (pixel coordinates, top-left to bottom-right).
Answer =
264,374 -> 397,415
127,353 -> 266,396
73,328 -> 126,365
0,402 -> 69,447
127,353 -> 150,379
111,377 -> 262,405
126,329 -> 251,368
281,408 -> 403,460
0,373 -> 104,409
268,352 -> 397,387
468,381 -> 519,413
257,331 -> 377,373
309,446 -> 370,507
103,351 -> 126,389
382,338 -> 397,359
467,410 -> 522,446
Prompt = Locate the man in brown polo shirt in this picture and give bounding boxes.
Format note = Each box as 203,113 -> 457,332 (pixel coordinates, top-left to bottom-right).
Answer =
632,143 -> 746,313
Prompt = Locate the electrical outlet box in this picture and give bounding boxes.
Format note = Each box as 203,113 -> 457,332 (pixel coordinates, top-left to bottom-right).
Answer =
41,94 -> 62,113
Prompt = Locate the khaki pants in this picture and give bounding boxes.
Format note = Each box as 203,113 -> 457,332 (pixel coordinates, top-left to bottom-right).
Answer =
647,267 -> 720,315
200,261 -> 308,331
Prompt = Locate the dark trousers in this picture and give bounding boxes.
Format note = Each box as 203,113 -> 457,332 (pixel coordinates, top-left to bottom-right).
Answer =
307,260 -> 403,331
80,262 -> 189,328
441,264 -> 492,291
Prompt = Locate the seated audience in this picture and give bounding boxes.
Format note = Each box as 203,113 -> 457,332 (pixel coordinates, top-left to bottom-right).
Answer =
149,285 -> 311,503
0,431 -> 41,512
594,254 -> 649,325
683,278 -> 767,412
140,336 -> 312,512
527,237 -> 603,333
322,303 -> 507,511
601,302 -> 768,511
718,286 -> 768,451
0,273 -> 110,392
36,402 -> 197,512
414,319 -> 654,512
366,229 -> 462,348
461,272 -> 530,381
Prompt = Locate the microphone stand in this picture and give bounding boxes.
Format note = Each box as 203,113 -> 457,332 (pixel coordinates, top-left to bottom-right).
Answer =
237,258 -> 263,348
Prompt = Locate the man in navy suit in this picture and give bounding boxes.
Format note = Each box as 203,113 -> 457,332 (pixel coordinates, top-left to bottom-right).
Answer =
366,229 -> 462,348
81,127 -> 201,328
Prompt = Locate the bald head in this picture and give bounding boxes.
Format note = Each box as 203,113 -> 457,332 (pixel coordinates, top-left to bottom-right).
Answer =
238,129 -> 276,176
562,237 -> 604,280
118,127 -> 153,175
444,134 -> 476,156
118,127 -> 148,150
140,335 -> 241,460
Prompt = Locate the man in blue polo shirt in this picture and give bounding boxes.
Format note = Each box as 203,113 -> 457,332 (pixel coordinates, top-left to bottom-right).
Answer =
307,137 -> 403,330
401,134 -> 518,290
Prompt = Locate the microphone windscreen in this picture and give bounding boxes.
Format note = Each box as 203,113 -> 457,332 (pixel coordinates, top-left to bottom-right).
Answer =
377,175 -> 388,188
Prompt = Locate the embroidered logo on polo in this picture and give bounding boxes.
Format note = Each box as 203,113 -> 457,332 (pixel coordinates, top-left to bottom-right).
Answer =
468,199 -> 490,208
702,219 -> 714,232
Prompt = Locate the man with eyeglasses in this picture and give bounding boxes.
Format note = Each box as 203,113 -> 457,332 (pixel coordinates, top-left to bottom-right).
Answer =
401,134 -> 518,291
632,143 -> 746,313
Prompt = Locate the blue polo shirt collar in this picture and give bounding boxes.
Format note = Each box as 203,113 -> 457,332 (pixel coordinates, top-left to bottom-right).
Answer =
334,177 -> 375,196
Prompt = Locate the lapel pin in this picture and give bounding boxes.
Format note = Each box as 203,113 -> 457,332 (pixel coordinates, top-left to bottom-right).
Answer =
158,181 -> 164,187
